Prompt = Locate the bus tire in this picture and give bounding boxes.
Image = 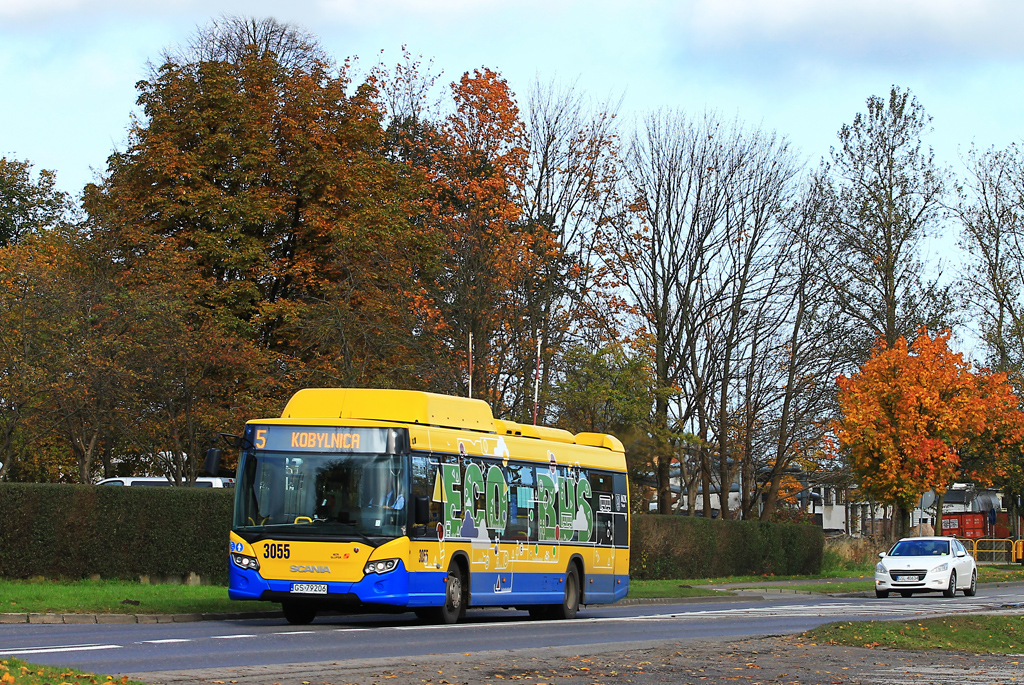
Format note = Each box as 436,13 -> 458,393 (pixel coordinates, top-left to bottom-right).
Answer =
282,601 -> 317,625
550,566 -> 580,620
421,563 -> 467,624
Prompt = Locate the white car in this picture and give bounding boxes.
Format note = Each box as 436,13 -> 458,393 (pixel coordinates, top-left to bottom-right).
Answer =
874,536 -> 977,598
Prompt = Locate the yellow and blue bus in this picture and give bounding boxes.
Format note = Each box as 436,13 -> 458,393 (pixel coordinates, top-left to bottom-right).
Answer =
221,388 -> 629,624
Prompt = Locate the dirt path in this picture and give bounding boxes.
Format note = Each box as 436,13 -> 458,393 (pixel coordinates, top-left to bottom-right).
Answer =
131,635 -> 1024,685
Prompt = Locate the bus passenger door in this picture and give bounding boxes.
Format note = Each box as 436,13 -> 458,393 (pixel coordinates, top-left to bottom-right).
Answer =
590,474 -> 616,600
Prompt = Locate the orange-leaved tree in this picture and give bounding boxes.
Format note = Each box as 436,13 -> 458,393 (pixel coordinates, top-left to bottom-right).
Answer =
419,68 -> 550,411
836,327 -> 1024,538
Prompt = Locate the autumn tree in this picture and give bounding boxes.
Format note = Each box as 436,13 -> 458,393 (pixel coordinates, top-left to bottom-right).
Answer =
419,68 -> 542,411
0,224 -> 129,483
836,328 -> 1024,538
85,18 -> 433,393
821,86 -> 953,364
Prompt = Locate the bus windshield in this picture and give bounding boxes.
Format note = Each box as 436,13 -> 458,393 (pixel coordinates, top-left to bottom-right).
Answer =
235,450 -> 408,541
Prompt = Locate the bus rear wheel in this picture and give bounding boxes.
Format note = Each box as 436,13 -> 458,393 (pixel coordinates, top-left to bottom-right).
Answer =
282,601 -> 317,625
549,566 -> 580,620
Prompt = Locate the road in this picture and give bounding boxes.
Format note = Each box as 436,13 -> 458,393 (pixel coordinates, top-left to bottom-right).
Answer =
2,584 -> 1022,683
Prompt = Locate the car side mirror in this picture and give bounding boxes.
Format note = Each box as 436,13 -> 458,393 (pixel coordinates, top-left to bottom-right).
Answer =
878,552 -> 885,558
956,550 -> 966,557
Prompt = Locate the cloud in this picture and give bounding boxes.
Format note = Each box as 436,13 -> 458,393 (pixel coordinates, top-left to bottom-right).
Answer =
681,0 -> 1024,62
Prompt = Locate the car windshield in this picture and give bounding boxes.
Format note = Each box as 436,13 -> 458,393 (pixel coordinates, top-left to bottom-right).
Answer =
235,449 -> 408,541
889,539 -> 950,557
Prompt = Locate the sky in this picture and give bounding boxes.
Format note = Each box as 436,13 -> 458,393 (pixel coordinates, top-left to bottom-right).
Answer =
1,0 -> 1023,199
1,0 -> 1021,366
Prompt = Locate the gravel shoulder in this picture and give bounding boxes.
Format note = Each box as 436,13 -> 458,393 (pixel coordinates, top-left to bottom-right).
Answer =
128,634 -> 1024,685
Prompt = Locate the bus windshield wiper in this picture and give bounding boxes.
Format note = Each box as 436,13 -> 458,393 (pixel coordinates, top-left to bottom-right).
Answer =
340,525 -> 380,548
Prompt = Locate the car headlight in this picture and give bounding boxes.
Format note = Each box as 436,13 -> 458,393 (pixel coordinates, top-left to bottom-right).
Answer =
364,558 -> 399,574
876,562 -> 887,574
231,553 -> 260,571
930,563 -> 948,573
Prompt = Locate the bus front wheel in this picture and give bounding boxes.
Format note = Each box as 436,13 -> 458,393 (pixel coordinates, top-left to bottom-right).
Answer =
418,563 -> 467,624
282,601 -> 317,625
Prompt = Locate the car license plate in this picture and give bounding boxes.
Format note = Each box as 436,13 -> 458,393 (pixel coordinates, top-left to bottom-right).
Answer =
291,583 -> 328,594
895,575 -> 917,582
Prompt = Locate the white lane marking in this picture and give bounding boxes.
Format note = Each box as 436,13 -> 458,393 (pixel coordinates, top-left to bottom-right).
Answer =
0,644 -> 121,657
211,634 -> 258,639
271,631 -> 316,635
138,639 -> 192,644
393,623 -> 476,631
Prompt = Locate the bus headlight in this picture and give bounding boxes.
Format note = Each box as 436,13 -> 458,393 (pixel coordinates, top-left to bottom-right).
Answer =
231,553 -> 260,571
364,559 -> 399,574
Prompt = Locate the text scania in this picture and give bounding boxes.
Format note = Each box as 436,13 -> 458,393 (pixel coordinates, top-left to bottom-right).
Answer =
291,431 -> 361,449
291,565 -> 332,573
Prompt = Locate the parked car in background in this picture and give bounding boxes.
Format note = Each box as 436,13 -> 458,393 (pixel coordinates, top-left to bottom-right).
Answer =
874,536 -> 976,598
96,476 -> 234,487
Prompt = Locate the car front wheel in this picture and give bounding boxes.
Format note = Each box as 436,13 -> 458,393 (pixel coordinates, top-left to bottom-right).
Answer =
963,570 -> 977,597
875,589 -> 889,598
942,571 -> 957,598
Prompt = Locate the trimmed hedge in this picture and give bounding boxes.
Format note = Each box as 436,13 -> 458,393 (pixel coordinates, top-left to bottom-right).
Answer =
630,514 -> 823,579
0,483 -> 234,584
0,484 -> 822,584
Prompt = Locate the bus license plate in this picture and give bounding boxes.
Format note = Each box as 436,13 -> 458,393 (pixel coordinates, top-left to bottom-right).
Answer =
291,583 -> 328,594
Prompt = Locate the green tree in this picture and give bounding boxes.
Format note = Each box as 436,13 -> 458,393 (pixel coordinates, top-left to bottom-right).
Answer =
0,157 -> 70,248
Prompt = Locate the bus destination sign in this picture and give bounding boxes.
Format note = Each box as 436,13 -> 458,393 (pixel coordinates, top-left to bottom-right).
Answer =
247,425 -> 391,453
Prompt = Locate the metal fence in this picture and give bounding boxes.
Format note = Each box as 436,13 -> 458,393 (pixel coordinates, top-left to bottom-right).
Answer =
958,537 -> 1024,564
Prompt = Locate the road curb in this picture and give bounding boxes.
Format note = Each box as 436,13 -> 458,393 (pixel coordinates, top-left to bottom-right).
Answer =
0,611 -> 283,624
613,594 -> 764,605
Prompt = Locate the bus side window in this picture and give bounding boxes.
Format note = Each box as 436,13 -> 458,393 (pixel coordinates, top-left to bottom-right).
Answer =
506,464 -> 535,542
613,473 -> 629,547
409,454 -> 442,535
592,472 -> 614,545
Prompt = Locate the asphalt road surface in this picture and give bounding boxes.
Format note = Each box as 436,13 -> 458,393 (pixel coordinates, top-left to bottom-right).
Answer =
2,584 -> 1023,685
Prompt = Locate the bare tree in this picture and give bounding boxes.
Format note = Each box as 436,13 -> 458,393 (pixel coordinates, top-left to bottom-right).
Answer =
705,127 -> 800,519
513,78 -> 623,422
757,171 -> 850,520
611,110 -> 738,515
956,143 -> 1024,378
164,15 -> 329,72
821,86 -> 953,364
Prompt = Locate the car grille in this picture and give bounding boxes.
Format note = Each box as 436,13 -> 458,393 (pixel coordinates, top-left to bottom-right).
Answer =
889,570 -> 926,582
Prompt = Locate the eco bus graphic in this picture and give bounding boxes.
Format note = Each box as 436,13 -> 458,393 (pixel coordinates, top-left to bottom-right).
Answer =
217,388 -> 629,625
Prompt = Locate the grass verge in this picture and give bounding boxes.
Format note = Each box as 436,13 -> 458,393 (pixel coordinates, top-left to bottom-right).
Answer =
3,564 -> 1021,613
625,580 -> 732,598
801,614 -> 1024,653
1,657 -> 146,685
0,579 -> 267,615
736,565 -> 1024,594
